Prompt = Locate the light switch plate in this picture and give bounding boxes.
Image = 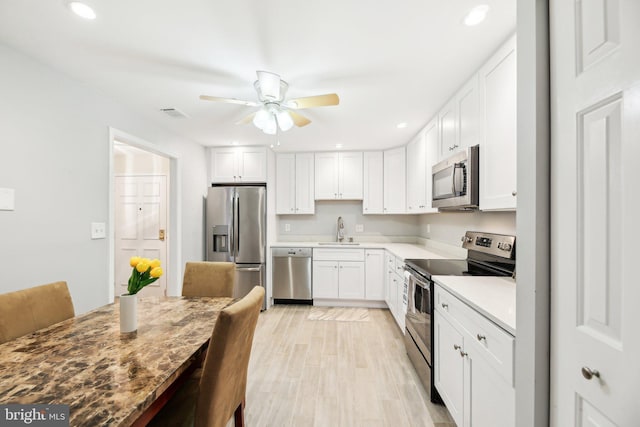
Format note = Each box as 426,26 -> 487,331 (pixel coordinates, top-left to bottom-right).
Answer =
284,223 -> 291,232
355,224 -> 364,232
91,222 -> 106,239
0,188 -> 15,211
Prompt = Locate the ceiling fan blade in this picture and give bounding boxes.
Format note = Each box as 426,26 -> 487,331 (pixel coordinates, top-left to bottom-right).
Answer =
288,111 -> 312,127
199,95 -> 259,107
286,93 -> 339,109
235,112 -> 256,125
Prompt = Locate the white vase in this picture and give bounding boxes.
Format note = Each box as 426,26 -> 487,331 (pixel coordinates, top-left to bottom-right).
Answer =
119,293 -> 138,333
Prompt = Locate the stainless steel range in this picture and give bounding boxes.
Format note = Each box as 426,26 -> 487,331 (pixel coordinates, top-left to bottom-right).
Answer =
403,231 -> 516,403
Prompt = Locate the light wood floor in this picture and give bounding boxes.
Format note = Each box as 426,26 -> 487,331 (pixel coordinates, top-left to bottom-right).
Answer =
242,305 -> 456,427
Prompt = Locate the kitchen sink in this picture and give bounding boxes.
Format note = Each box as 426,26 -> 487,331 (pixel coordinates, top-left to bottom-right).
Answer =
318,242 -> 360,246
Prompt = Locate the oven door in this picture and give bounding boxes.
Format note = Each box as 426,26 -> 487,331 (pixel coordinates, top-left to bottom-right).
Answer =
405,272 -> 432,365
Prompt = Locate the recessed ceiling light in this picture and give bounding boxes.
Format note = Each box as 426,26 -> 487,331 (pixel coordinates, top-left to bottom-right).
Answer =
68,2 -> 96,20
335,143 -> 343,149
464,5 -> 490,26
396,122 -> 408,129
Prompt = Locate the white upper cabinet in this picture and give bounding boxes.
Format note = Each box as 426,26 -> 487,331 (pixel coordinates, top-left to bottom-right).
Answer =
383,146 -> 406,214
438,75 -> 480,160
363,151 -> 384,214
479,34 -> 517,211
406,118 -> 439,214
276,153 -> 314,214
210,146 -> 267,183
276,153 -> 295,214
314,152 -> 363,200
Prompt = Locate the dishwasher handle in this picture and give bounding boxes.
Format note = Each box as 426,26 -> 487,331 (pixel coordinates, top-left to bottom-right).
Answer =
272,247 -> 312,257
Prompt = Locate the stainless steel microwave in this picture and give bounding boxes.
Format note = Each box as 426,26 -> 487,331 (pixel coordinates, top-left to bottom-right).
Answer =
431,145 -> 479,210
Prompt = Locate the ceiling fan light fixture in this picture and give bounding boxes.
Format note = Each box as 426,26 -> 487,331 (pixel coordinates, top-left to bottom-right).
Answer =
262,119 -> 277,135
276,110 -> 294,131
253,108 -> 271,129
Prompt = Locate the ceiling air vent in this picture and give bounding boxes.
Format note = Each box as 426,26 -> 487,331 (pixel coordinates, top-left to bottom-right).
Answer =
160,108 -> 189,119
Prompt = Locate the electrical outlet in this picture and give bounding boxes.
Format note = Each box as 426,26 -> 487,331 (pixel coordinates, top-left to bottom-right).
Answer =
355,224 -> 364,233
284,223 -> 291,232
91,222 -> 106,239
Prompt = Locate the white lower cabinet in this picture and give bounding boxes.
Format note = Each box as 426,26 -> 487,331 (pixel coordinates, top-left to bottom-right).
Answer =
383,251 -> 406,331
434,283 -> 515,427
365,250 -> 385,300
313,249 -> 365,300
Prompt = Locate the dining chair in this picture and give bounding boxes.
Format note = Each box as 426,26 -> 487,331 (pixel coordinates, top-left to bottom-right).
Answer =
182,261 -> 236,298
149,285 -> 265,427
0,281 -> 75,344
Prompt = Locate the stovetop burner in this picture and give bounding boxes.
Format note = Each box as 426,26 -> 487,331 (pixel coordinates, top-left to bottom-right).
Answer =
405,231 -> 516,279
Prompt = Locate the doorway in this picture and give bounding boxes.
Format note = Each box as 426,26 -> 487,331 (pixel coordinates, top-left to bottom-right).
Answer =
109,129 -> 179,301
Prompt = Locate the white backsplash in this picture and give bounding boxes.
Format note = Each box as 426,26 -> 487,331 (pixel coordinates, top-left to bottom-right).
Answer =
277,200 -> 517,249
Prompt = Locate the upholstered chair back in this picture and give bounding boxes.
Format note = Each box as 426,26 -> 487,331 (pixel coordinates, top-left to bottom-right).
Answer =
182,262 -> 235,298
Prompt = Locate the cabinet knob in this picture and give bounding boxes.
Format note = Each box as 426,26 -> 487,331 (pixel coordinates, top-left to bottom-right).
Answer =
512,191 -> 517,196
441,303 -> 448,309
339,193 -> 343,197
581,367 -> 600,380
459,350 -> 468,358
365,207 -> 368,211
295,208 -> 299,211
477,334 -> 486,341
453,344 -> 461,351
239,176 -> 242,179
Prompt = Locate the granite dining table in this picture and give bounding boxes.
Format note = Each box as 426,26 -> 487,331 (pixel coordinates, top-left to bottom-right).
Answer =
0,296 -> 233,426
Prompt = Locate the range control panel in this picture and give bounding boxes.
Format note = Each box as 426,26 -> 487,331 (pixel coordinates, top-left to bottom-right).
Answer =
461,231 -> 516,259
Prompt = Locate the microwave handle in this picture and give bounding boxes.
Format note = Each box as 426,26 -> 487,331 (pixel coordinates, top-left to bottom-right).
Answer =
452,163 -> 464,195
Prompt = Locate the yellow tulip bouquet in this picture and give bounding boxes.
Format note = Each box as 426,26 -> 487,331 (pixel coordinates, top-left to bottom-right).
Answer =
127,256 -> 163,295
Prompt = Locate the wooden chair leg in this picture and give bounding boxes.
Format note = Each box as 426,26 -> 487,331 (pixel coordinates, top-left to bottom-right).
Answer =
234,399 -> 245,427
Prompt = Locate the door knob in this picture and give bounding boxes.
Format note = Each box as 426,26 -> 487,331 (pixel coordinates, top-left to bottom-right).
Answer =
581,367 -> 600,380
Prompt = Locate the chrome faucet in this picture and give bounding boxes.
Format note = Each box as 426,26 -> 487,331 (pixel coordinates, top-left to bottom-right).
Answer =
337,216 -> 345,242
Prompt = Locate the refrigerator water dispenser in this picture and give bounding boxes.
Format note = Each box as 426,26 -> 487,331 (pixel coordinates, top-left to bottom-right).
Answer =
212,225 -> 229,252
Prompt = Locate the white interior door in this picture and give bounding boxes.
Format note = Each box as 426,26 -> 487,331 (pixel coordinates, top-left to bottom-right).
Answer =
115,176 -> 167,297
550,0 -> 640,425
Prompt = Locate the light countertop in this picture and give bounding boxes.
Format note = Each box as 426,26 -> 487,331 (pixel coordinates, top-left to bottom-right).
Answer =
433,276 -> 516,335
270,241 -> 463,261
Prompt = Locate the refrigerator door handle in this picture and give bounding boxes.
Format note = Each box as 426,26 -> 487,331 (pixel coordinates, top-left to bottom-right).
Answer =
235,266 -> 261,272
229,193 -> 235,257
236,195 -> 240,253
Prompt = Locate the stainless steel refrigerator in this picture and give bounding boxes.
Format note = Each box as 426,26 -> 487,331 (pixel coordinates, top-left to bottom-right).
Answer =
206,185 -> 266,307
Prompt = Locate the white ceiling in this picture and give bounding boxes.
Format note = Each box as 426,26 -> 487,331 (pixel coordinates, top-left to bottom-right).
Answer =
0,0 -> 515,152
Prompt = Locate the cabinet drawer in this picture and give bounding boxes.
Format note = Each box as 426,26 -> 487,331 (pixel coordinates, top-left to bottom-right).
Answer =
385,251 -> 396,271
435,284 -> 515,385
313,248 -> 365,261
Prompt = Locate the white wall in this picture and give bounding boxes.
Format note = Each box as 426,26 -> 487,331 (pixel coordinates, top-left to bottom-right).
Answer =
277,200 -> 419,241
0,44 -> 207,314
417,211 -> 516,246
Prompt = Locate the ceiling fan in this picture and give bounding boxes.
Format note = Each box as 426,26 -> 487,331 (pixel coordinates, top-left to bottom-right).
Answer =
200,71 -> 340,135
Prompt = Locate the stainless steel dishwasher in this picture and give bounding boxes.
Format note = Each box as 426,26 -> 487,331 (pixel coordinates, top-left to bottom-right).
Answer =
272,247 -> 312,304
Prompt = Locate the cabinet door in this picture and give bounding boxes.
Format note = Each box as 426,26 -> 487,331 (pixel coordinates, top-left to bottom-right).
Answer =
210,148 -> 238,183
363,151 -> 384,214
383,147 -> 406,214
434,311 -> 465,427
338,152 -> 363,199
276,154 -> 296,214
479,35 -> 517,211
237,147 -> 266,182
406,132 -> 426,212
314,152 -> 338,199
423,117 -> 439,213
295,153 -> 315,214
338,261 -> 365,299
467,344 -> 515,427
438,97 -> 458,160
388,271 -> 399,322
457,76 -> 480,152
312,261 -> 339,298
365,250 -> 385,300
